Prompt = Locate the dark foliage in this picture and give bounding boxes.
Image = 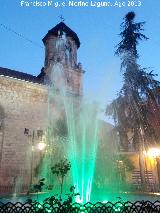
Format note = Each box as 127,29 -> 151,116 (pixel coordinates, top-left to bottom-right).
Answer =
29,178 -> 45,194
115,11 -> 148,59
51,159 -> 71,178
33,178 -> 45,193
106,12 -> 160,150
117,154 -> 135,172
51,159 -> 71,195
43,186 -> 80,209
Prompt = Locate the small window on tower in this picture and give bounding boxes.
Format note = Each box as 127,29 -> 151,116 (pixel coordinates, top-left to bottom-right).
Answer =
157,95 -> 160,105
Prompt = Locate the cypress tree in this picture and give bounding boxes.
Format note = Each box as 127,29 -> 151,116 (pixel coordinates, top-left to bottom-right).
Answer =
106,12 -> 160,188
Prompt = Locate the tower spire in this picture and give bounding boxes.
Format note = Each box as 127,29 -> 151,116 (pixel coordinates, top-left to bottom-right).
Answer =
60,15 -> 65,22
42,22 -> 84,94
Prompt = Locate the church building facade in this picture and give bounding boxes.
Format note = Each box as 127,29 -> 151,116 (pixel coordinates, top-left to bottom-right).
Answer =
0,22 -> 84,193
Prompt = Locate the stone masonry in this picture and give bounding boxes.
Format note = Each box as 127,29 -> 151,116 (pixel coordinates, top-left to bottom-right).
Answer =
0,76 -> 48,189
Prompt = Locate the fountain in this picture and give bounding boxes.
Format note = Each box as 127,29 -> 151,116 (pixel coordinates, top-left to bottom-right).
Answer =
36,64 -> 97,202
34,29 -> 128,204
1,22 -> 160,210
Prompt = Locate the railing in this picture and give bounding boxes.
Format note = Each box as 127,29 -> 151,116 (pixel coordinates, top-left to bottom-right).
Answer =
0,201 -> 160,213
131,170 -> 158,191
119,145 -> 138,153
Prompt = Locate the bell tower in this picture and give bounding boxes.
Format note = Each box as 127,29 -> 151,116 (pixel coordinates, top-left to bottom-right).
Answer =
42,22 -> 84,95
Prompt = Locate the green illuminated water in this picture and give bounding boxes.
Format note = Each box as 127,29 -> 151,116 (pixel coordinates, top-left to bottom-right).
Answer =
36,62 -> 124,203
44,63 -> 100,203
36,33 -> 127,203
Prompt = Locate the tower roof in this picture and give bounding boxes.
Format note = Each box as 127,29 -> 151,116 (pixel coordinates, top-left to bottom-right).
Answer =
42,22 -> 80,48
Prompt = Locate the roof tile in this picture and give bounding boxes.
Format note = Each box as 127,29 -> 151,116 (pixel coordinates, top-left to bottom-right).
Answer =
0,67 -> 42,84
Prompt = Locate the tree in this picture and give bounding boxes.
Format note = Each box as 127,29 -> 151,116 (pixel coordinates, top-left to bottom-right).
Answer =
53,118 -> 68,141
51,159 -> 71,196
106,12 -> 160,188
116,154 -> 135,185
115,11 -> 148,59
27,178 -> 45,200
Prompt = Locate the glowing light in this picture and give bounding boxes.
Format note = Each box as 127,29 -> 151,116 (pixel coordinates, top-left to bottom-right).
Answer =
37,142 -> 46,150
153,192 -> 160,195
147,148 -> 160,158
80,206 -> 85,210
102,200 -> 108,203
76,196 -> 83,203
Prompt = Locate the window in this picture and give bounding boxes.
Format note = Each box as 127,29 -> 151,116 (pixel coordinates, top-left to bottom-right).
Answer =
157,95 -> 160,105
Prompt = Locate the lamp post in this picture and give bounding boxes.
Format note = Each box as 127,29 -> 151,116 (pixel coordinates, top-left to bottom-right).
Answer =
37,142 -> 46,151
37,130 -> 46,161
146,147 -> 160,191
24,128 -> 35,189
24,128 -> 45,190
37,141 -> 46,167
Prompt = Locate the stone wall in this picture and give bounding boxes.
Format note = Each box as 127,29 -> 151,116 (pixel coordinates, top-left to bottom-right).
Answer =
0,76 -> 48,189
0,74 -> 82,193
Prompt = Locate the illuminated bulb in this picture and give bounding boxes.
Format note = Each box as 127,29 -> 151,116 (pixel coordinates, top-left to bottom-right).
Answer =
38,142 -> 46,150
147,148 -> 160,158
76,196 -> 83,203
102,200 -> 108,203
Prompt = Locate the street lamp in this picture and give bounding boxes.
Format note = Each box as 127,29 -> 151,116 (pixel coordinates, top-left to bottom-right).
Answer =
24,128 -> 45,189
147,148 -> 160,158
37,142 -> 46,151
146,147 -> 160,191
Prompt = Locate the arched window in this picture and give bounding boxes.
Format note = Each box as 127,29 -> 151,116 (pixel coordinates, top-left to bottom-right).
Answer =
157,95 -> 160,105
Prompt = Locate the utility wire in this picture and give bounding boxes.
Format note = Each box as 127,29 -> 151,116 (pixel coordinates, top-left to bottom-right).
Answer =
0,23 -> 43,49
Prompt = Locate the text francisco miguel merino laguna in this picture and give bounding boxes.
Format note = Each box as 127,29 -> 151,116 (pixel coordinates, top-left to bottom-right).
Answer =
20,1 -> 142,8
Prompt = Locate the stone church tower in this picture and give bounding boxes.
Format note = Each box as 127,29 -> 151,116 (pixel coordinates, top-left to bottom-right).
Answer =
39,22 -> 84,94
0,22 -> 84,194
